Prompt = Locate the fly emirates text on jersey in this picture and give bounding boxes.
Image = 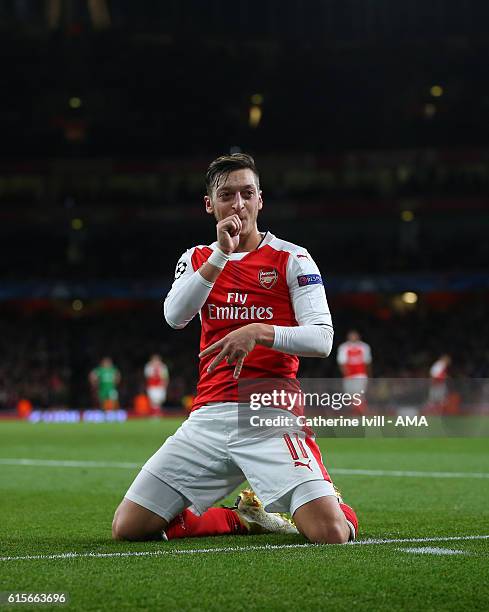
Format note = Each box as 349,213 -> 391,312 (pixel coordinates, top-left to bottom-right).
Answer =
207,292 -> 274,321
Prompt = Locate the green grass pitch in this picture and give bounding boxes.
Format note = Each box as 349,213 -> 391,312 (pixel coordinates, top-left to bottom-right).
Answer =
0,419 -> 488,611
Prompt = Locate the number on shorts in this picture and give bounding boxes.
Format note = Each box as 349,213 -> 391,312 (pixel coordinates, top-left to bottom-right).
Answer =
283,433 -> 309,460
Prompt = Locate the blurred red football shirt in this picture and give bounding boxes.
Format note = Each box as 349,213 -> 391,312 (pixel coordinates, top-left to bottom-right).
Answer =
337,341 -> 372,378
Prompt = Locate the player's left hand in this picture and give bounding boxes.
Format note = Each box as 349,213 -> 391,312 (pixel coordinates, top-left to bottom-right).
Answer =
199,324 -> 259,379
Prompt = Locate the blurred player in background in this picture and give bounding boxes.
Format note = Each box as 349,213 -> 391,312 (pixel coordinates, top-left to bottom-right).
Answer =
113,153 -> 358,545
337,330 -> 372,413
89,357 -> 121,410
144,354 -> 169,413
428,354 -> 451,406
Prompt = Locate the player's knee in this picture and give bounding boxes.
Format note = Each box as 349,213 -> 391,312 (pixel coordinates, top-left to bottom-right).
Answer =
112,516 -> 141,541
112,509 -> 138,541
112,513 -> 127,541
303,519 -> 349,544
323,520 -> 350,544
112,503 -> 167,541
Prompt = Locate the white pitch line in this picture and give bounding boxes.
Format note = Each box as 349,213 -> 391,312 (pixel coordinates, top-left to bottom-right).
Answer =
1,535 -> 488,563
397,547 -> 467,555
331,468 -> 489,479
0,458 -> 488,480
351,535 -> 489,545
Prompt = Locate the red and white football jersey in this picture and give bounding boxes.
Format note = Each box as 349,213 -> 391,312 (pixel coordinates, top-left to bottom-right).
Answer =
165,232 -> 332,411
144,362 -> 169,388
430,359 -> 448,381
337,341 -> 371,379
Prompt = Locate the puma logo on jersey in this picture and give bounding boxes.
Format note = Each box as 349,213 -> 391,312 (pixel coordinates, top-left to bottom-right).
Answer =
297,254 -> 309,260
294,459 -> 312,471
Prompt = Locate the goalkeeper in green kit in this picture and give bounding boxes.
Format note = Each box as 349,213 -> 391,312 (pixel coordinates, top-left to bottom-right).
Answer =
89,357 -> 121,410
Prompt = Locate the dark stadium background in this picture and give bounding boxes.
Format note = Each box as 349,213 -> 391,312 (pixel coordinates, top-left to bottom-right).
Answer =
0,0 -> 488,412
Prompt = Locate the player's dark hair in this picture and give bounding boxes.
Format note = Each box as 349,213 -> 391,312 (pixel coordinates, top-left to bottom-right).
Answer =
205,153 -> 260,195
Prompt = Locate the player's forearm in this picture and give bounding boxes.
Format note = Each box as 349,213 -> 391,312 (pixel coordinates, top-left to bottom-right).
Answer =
251,323 -> 275,348
164,271 -> 215,329
198,247 -> 230,282
197,261 -> 224,283
272,324 -> 333,358
165,248 -> 231,329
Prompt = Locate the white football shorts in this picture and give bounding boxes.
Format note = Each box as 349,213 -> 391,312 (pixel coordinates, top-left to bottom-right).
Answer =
147,386 -> 167,407
342,376 -> 368,395
124,403 -> 334,518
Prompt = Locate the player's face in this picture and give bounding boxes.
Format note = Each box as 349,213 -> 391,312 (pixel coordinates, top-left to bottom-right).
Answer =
205,169 -> 263,236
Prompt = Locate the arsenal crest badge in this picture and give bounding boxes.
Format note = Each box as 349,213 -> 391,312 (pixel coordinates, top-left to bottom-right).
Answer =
258,268 -> 278,289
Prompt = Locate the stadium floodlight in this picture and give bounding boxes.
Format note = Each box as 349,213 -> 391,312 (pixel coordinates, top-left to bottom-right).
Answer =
401,292 -> 418,305
430,85 -> 444,97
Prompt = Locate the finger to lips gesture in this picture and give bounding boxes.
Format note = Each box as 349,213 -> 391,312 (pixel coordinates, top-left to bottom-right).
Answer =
199,325 -> 257,379
217,214 -> 242,254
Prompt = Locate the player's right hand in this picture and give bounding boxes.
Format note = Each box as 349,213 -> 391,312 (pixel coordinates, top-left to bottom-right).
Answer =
217,214 -> 242,254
